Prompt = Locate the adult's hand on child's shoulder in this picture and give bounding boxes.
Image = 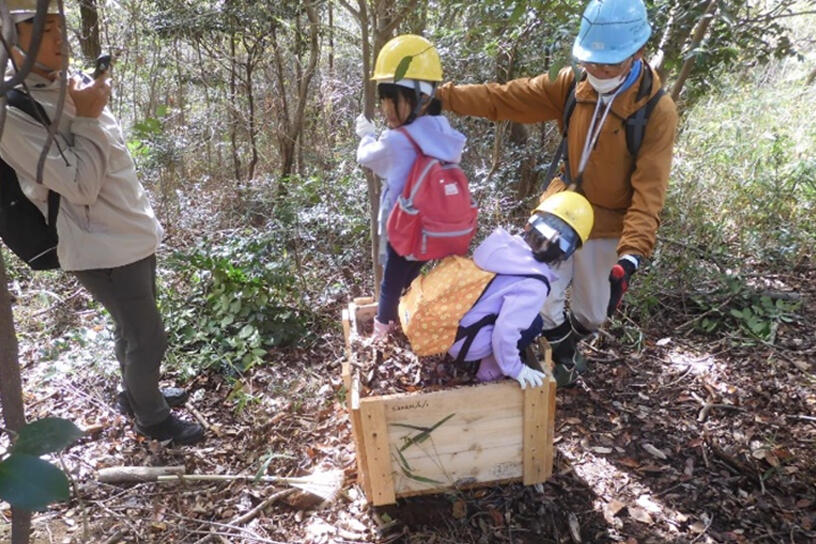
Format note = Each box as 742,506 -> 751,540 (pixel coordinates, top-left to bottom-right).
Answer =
69,75 -> 111,119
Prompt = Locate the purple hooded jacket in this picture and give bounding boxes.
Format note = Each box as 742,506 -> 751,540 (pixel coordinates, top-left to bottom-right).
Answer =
447,228 -> 557,379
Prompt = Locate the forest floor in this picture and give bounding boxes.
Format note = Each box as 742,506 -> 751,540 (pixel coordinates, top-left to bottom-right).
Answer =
1,262 -> 814,544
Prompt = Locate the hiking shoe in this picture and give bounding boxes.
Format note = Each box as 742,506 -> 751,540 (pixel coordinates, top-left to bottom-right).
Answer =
136,414 -> 204,445
116,388 -> 189,416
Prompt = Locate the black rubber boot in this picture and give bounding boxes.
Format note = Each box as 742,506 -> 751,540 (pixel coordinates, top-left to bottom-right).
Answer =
543,314 -> 592,387
136,414 -> 204,445
116,387 -> 189,417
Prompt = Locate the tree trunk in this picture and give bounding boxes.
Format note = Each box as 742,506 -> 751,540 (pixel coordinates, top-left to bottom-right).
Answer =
244,43 -> 258,181
77,0 -> 101,62
671,0 -> 719,102
340,0 -> 418,297
0,252 -> 32,544
649,2 -> 679,82
806,66 -> 816,86
228,33 -> 242,181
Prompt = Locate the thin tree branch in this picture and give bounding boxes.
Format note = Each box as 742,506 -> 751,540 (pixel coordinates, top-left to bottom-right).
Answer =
336,0 -> 360,22
381,0 -> 419,36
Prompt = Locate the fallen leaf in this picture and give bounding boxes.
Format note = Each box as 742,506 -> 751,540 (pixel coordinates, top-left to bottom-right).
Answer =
592,446 -> 613,454
452,499 -> 466,519
690,520 -> 707,533
628,506 -> 654,524
618,457 -> 640,468
636,494 -> 661,513
656,337 -> 671,346
568,512 -> 582,542
643,443 -> 668,460
604,499 -> 626,523
764,450 -> 780,467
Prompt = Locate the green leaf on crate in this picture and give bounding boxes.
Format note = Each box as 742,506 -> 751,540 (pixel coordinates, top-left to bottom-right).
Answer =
11,418 -> 84,456
395,449 -> 413,473
393,56 -> 413,82
0,454 -> 70,510
397,413 -> 455,452
399,467 -> 443,486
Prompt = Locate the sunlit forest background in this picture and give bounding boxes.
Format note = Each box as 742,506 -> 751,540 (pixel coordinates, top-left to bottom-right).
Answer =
1,1 -> 815,542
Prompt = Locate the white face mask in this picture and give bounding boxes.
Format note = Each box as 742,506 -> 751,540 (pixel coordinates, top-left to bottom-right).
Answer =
586,72 -> 626,95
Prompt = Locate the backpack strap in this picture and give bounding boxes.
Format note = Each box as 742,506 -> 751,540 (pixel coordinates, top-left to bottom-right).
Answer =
452,273 -> 550,365
625,68 -> 665,157
3,88 -> 60,228
542,70 -> 584,191
396,127 -> 423,156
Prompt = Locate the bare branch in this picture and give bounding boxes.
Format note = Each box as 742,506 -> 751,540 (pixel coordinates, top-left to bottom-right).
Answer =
337,0 -> 360,22
382,0 -> 420,36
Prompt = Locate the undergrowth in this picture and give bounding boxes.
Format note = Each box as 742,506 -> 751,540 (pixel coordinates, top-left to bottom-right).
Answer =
623,55 -> 814,345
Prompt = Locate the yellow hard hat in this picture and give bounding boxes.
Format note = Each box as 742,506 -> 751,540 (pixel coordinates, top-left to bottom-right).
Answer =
7,0 -> 59,21
372,35 -> 443,83
532,191 -> 594,244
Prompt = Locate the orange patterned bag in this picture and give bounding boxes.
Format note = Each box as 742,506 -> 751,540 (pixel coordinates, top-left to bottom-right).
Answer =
398,256 -> 495,356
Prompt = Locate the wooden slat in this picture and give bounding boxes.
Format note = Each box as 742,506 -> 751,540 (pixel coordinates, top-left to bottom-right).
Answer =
393,442 -> 523,494
353,296 -> 375,305
355,302 -> 378,327
342,308 -> 351,355
541,339 -> 553,373
360,398 -> 396,506
542,376 -> 557,479
341,363 -> 352,406
378,381 -> 527,497
350,375 -> 373,501
522,384 -> 550,485
381,381 -> 522,423
389,412 -> 523,458
348,302 -> 360,337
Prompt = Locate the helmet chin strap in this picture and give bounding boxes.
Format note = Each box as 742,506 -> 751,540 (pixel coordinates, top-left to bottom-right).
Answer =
13,44 -> 60,77
405,79 -> 435,125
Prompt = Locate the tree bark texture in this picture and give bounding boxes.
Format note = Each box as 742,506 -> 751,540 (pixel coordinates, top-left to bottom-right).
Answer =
340,0 -> 419,297
671,0 -> 719,102
0,252 -> 32,544
77,0 -> 101,62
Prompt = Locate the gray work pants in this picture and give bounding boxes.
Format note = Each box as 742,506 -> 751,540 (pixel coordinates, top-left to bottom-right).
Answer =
72,254 -> 170,427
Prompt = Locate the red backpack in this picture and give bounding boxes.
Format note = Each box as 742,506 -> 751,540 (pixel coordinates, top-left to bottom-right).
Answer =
386,128 -> 477,260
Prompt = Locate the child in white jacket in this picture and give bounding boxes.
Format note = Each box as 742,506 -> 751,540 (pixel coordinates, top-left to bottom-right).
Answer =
355,35 -> 466,336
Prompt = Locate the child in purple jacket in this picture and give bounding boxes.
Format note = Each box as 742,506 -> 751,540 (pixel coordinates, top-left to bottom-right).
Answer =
449,192 -> 594,389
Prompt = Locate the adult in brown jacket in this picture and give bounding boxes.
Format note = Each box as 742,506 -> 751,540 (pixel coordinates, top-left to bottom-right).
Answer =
436,0 -> 678,385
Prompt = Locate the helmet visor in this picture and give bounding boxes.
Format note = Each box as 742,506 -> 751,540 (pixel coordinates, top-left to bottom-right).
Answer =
525,213 -> 581,263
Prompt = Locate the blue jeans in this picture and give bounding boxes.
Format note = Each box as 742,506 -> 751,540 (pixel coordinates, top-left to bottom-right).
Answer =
376,243 -> 426,323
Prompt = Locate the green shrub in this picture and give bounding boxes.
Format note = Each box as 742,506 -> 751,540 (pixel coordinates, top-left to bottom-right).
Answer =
623,59 -> 813,344
161,229 -> 311,377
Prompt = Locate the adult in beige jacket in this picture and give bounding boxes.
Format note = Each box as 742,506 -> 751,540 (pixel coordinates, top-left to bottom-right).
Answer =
436,0 -> 678,384
1,0 -> 202,443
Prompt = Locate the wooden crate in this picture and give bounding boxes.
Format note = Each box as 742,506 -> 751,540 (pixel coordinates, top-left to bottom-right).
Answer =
342,298 -> 556,506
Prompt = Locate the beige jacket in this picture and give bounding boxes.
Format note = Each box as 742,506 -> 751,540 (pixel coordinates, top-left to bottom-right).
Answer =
1,71 -> 162,271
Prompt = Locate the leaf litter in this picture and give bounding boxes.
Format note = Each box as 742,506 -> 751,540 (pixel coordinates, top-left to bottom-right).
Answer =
4,268 -> 816,543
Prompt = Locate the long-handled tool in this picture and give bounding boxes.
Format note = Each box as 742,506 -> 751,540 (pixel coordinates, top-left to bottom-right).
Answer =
97,466 -> 343,503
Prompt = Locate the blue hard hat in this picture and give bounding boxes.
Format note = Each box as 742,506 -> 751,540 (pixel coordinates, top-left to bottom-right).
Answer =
572,0 -> 652,64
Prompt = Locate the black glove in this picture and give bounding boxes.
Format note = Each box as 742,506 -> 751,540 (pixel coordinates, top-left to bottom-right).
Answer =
607,257 -> 638,317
